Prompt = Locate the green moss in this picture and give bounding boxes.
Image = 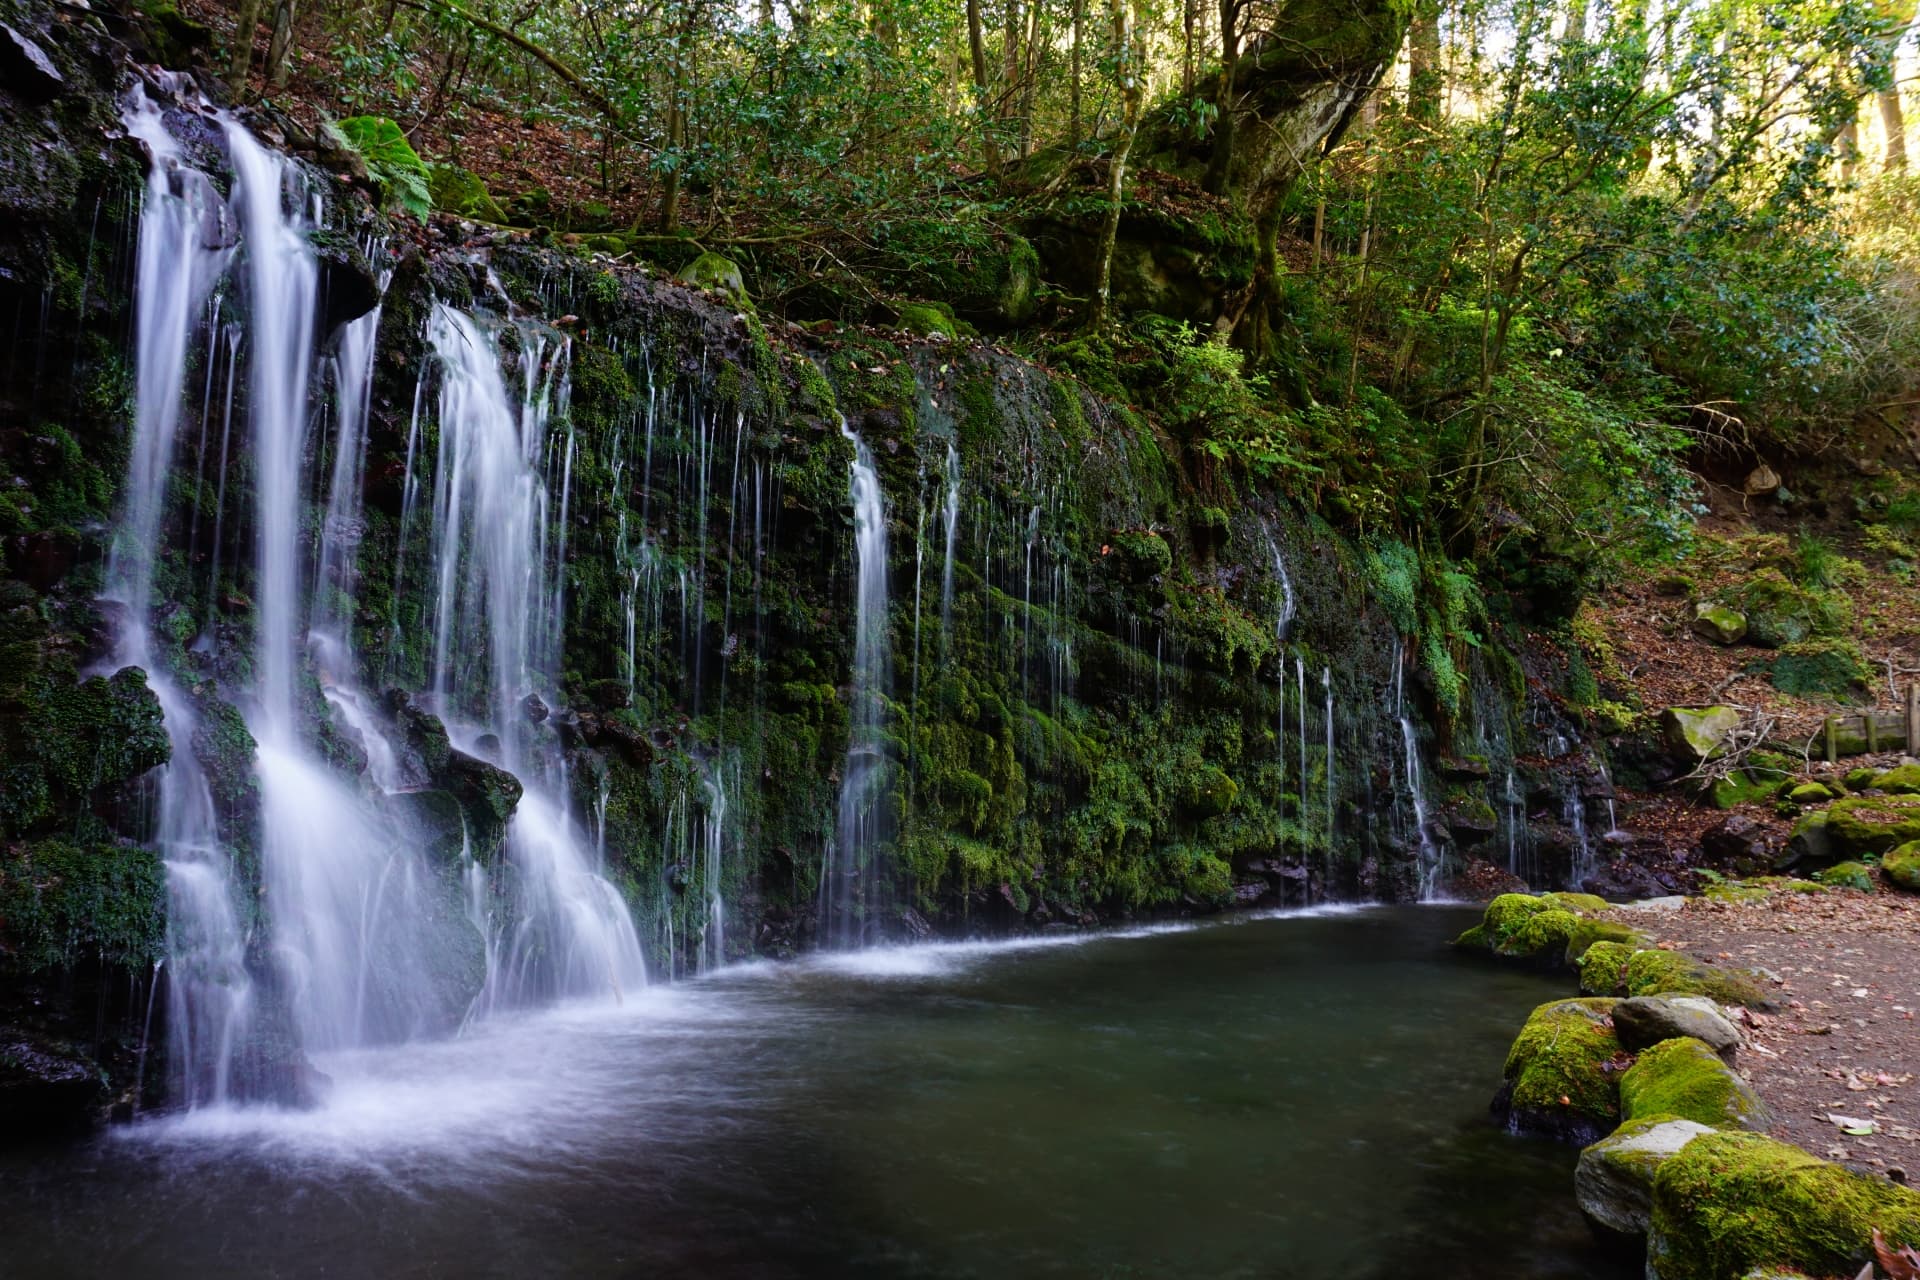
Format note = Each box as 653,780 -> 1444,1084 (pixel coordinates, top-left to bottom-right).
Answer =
894,302 -> 958,339
1626,949 -> 1770,1008
1884,841 -> 1920,891
1785,782 -> 1834,805
1873,764 -> 1920,795
0,839 -> 166,972
676,251 -> 747,300
1813,861 -> 1874,891
1569,918 -> 1649,962
1729,570 -> 1850,650
427,164 -> 506,222
1769,640 -> 1869,699
1621,1037 -> 1769,1130
2,668 -> 169,839
1579,940 -> 1636,995
1501,997 -> 1626,1136
1647,1131 -> 1920,1280
1511,908 -> 1580,960
1545,891 -> 1611,915
1180,765 -> 1239,818
1823,794 -> 1920,857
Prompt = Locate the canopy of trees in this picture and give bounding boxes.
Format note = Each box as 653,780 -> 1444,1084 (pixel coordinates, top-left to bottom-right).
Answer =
230,0 -> 1920,574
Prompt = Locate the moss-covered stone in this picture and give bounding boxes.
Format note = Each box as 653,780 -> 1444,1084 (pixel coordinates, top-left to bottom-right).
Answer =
1647,1131 -> 1920,1280
0,839 -> 166,973
1843,767 -> 1881,793
1813,861 -> 1874,891
2,667 -> 169,839
1769,639 -> 1870,698
1729,570 -> 1850,650
1873,764 -> 1920,795
427,164 -> 507,223
1822,794 -> 1920,857
1691,603 -> 1747,645
1661,707 -> 1742,765
1577,1114 -> 1717,1240
1497,997 -> 1627,1142
1626,949 -> 1770,1008
1620,1037 -> 1769,1130
1884,841 -> 1920,892
676,251 -> 747,300
1785,782 -> 1834,805
1579,940 -> 1637,995
1568,917 -> 1649,962
1543,891 -> 1611,914
894,302 -> 959,339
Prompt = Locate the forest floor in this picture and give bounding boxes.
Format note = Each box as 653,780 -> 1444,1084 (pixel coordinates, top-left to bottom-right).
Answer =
1618,888 -> 1920,1182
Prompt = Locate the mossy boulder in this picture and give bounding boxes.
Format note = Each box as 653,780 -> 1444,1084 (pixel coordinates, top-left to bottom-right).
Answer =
1647,1131 -> 1920,1280
676,251 -> 747,300
0,839 -> 166,973
1690,603 -> 1747,645
1179,765 -> 1239,818
1621,1037 -> 1769,1130
1783,809 -> 1834,867
1456,892 -> 1601,965
1814,861 -> 1875,892
2,667 -> 169,839
1568,917 -> 1649,962
1884,841 -> 1920,892
1729,570 -> 1849,649
1873,764 -> 1920,796
1579,940 -> 1637,995
1496,997 -> 1627,1142
1661,707 -> 1742,766
1822,794 -> 1920,857
1769,640 -> 1870,698
1784,782 -> 1835,805
1612,996 -> 1742,1062
1577,1115 -> 1717,1241
894,302 -> 959,339
1627,949 -> 1770,1009
1843,766 -> 1881,792
427,163 -> 506,223
443,750 -> 524,854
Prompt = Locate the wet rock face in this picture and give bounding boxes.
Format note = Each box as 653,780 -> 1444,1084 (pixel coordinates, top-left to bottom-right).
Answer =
0,1029 -> 106,1138
1,22 -> 62,104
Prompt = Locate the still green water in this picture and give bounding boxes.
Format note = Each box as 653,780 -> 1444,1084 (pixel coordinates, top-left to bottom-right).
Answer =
1,905 -> 1628,1278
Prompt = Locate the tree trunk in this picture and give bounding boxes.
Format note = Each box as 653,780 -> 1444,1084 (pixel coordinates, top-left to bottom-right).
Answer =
1884,89 -> 1909,171
1407,0 -> 1441,122
1202,0 -> 1239,195
1070,0 -> 1084,150
1091,0 -> 1142,330
967,0 -> 1000,169
1003,0 -> 1022,151
266,0 -> 298,89
227,0 -> 265,96
659,9 -> 690,231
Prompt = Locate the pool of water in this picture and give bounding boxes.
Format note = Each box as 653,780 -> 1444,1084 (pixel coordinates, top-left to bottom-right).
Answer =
0,905 -> 1629,1279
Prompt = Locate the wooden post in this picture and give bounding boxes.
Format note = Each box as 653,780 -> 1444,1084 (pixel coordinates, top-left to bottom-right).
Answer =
1825,716 -> 1839,764
1908,682 -> 1920,754
1867,711 -> 1880,754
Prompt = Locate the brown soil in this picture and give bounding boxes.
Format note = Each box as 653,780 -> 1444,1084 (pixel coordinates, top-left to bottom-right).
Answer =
1634,887 -> 1920,1181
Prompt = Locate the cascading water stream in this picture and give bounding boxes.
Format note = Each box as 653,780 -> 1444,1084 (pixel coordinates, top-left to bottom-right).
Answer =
1392,654 -> 1443,900
424,303 -> 646,1009
941,441 -> 961,651
112,87 -> 252,1107
823,418 -> 891,948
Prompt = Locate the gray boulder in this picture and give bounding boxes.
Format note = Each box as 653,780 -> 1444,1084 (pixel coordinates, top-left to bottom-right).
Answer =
1612,995 -> 1743,1063
1576,1115 -> 1716,1240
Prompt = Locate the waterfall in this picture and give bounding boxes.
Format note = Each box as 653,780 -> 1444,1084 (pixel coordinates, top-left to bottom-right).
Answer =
1391,656 -> 1443,899
224,121 -> 317,737
424,303 -> 647,1007
1566,788 -> 1593,888
1323,667 -> 1335,853
112,88 -> 252,1107
941,441 -> 960,650
312,266 -> 386,656
1295,656 -> 1308,835
823,419 -> 891,948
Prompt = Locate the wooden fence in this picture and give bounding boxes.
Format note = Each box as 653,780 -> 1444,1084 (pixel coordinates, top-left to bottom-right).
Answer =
1822,684 -> 1920,762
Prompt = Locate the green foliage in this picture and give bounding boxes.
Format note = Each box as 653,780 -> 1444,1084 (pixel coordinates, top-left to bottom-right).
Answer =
0,840 -> 166,972
332,116 -> 432,219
